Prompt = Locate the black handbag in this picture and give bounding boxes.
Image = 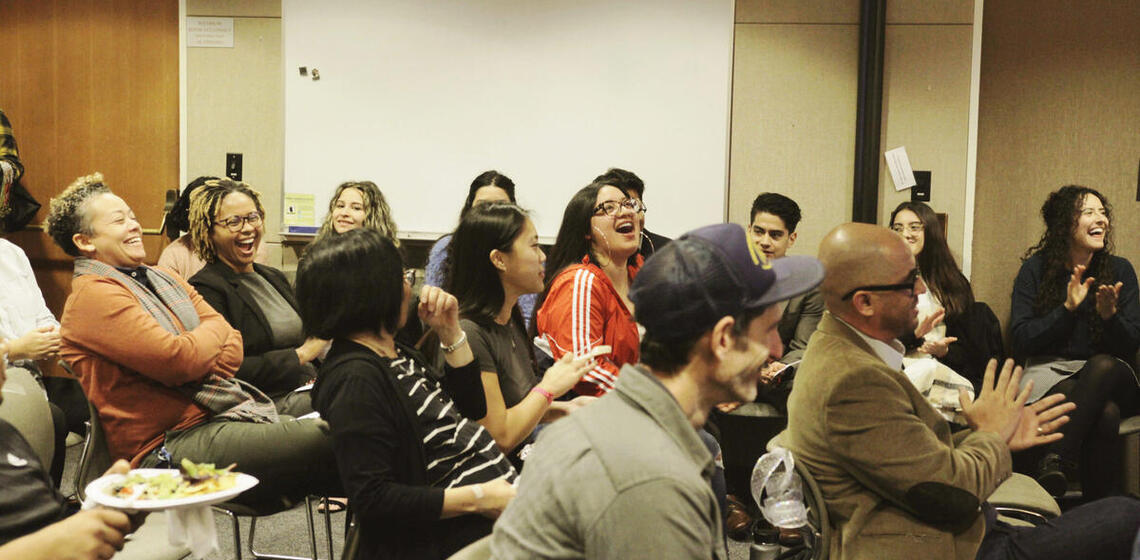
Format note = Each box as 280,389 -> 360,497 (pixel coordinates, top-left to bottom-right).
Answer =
1,180 -> 42,232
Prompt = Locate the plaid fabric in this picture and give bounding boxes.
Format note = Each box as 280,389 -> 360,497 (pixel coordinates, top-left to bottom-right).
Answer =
0,109 -> 25,218
74,258 -> 278,423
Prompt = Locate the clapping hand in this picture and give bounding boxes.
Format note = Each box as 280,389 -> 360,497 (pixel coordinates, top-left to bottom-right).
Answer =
1095,281 -> 1123,320
915,308 -> 945,339
1064,265 -> 1094,311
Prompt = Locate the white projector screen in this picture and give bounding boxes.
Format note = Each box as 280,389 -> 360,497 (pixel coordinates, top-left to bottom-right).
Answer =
282,0 -> 734,240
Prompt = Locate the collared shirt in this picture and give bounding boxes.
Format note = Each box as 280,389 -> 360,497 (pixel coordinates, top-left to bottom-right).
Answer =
491,363 -> 725,559
832,315 -> 905,371
0,240 -> 58,352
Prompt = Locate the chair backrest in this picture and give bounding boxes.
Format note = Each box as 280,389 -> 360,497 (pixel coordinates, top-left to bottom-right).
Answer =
793,456 -> 831,560
0,367 -> 54,468
447,535 -> 492,560
76,400 -> 113,501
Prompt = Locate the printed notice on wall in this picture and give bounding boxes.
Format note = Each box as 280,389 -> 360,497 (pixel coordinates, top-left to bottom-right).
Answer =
187,17 -> 234,48
884,146 -> 917,191
284,193 -> 316,226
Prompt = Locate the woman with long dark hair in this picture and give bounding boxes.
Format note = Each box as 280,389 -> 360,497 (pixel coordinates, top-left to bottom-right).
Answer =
536,181 -> 643,396
889,202 -> 1003,386
1011,185 -> 1140,499
444,203 -> 592,456
425,171 -> 540,329
299,229 -> 517,559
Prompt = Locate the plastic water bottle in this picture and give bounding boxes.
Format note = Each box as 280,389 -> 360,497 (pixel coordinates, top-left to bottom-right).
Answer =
749,525 -> 781,560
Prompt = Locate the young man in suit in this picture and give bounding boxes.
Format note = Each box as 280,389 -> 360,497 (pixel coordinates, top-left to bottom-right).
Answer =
780,222 -> 1140,560
747,192 -> 824,412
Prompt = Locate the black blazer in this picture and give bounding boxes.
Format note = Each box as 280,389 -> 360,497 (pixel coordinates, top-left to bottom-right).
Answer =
189,261 -> 314,397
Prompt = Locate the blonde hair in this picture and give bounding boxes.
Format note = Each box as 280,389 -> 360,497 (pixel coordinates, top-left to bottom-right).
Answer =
187,178 -> 265,263
44,172 -> 112,257
315,181 -> 399,246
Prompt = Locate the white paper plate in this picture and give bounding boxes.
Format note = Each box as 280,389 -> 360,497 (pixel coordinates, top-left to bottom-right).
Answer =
84,468 -> 259,511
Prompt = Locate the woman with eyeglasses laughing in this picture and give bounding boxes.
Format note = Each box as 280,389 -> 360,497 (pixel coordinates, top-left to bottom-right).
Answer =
889,201 -> 1004,389
536,181 -> 644,397
188,179 -> 326,416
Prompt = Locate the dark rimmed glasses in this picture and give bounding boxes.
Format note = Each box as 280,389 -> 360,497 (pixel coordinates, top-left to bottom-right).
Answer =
841,268 -> 922,300
215,212 -> 263,232
593,198 -> 645,217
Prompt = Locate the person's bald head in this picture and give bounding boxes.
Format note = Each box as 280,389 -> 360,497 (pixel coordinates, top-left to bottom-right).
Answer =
819,223 -> 923,338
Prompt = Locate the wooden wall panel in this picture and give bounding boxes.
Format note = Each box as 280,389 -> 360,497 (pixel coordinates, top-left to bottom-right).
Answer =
973,1 -> 1140,331
0,0 -> 179,375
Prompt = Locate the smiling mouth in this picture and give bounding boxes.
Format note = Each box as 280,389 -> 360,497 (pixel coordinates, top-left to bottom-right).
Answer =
235,238 -> 256,252
615,221 -> 635,234
125,237 -> 142,247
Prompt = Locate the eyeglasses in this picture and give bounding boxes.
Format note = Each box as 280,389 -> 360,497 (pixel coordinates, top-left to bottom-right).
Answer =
215,212 -> 263,232
891,223 -> 924,234
403,269 -> 417,285
841,269 -> 922,300
592,198 -> 645,217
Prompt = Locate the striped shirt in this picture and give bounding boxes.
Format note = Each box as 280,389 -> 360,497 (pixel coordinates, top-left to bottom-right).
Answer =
390,353 -> 516,488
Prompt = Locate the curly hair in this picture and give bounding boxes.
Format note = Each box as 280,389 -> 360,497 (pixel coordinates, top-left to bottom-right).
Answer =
187,178 -> 265,263
315,181 -> 399,245
889,201 -> 974,319
1024,185 -> 1115,334
44,172 -> 112,257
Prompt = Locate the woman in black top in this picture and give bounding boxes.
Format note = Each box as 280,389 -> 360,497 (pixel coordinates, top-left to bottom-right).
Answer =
298,229 -> 516,560
186,179 -> 324,416
1010,185 -> 1140,498
889,201 -> 1004,388
444,203 -> 592,457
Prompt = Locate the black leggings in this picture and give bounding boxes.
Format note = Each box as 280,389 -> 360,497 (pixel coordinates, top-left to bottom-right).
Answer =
1044,354 -> 1139,499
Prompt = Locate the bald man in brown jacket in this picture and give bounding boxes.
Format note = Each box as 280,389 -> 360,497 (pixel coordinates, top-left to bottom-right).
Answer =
776,223 -> 1140,560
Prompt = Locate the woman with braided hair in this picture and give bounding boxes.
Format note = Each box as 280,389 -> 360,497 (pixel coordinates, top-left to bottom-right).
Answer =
1011,185 -> 1140,499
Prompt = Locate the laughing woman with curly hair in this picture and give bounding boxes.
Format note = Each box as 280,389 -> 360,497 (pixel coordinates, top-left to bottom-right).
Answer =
1011,185 -> 1140,499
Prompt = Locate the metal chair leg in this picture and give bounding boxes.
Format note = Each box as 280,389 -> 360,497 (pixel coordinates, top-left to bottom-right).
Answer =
246,500 -> 319,560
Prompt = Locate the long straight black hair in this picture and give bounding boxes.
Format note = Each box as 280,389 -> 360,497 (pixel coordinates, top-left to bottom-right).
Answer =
889,201 -> 974,318
444,202 -> 530,325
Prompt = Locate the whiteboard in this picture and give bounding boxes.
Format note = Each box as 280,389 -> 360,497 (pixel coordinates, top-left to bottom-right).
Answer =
282,0 -> 734,240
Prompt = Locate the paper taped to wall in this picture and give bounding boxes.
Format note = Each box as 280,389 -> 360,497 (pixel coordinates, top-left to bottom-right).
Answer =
885,146 -> 917,191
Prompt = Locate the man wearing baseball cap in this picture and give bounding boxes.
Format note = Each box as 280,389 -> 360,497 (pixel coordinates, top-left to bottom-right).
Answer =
490,223 -> 823,559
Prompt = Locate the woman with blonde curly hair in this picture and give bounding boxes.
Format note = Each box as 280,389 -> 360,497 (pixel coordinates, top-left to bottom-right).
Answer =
315,181 -> 399,243
187,178 -> 324,416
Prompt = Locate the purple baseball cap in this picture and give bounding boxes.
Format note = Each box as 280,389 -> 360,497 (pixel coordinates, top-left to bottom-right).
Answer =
629,223 -> 823,340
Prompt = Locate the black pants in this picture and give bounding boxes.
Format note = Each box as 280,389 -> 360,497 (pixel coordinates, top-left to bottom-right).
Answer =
1043,354 -> 1139,499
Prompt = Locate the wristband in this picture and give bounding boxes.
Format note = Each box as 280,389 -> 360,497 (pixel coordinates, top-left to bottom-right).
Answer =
440,330 -> 467,354
531,386 -> 554,405
472,483 -> 485,500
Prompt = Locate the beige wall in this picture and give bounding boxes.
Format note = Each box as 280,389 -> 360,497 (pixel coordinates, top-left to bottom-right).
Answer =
972,1 -> 1140,330
186,0 -> 284,266
731,0 -> 975,261
730,2 -> 859,256
877,20 -> 973,265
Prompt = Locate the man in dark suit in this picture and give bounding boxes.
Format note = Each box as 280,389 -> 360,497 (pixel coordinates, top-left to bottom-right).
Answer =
748,193 -> 823,412
594,168 -> 670,258
779,222 -> 1140,560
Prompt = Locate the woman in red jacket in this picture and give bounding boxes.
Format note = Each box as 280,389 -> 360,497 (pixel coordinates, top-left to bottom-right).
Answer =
536,180 -> 644,396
